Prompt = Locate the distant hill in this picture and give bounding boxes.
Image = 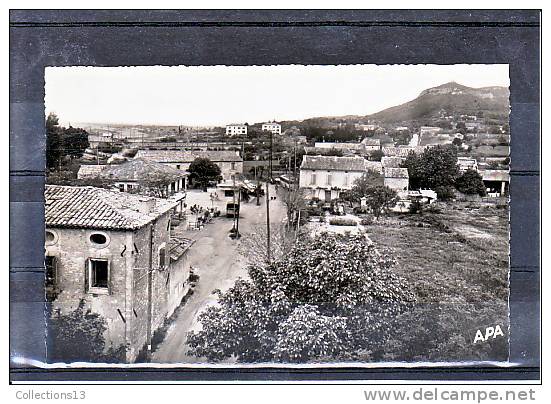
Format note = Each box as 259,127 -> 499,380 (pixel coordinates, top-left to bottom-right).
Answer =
366,82 -> 510,123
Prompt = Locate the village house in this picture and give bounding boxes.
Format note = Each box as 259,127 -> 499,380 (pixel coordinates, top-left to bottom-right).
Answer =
360,137 -> 381,151
314,141 -> 366,154
419,126 -> 442,136
457,157 -> 479,173
355,123 -> 378,131
77,164 -> 107,179
480,169 -> 510,197
134,150 -> 243,181
261,122 -> 282,135
44,185 -> 194,362
88,132 -> 113,148
299,155 -> 382,202
225,123 -> 248,137
381,156 -> 406,168
383,167 -> 409,196
89,158 -> 188,197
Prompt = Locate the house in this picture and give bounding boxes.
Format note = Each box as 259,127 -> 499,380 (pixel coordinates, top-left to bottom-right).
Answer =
262,122 -> 282,135
135,150 -> 243,181
360,137 -> 381,151
88,132 -> 113,148
299,155 -> 381,201
381,156 -> 405,168
225,123 -> 248,136
408,189 -> 438,204
457,157 -> 479,173
314,142 -> 365,153
383,167 -> 409,195
480,170 -> 510,196
77,164 -> 107,179
44,185 -> 193,362
355,124 -> 378,131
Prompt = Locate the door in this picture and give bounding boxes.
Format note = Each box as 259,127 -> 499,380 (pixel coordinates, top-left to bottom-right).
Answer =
324,190 -> 332,202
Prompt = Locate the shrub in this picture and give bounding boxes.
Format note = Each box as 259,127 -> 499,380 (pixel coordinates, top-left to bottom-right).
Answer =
329,217 -> 358,226
360,216 -> 374,226
434,186 -> 456,201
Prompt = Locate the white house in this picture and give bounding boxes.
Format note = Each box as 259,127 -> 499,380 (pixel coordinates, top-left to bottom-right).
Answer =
226,124 -> 248,136
457,157 -> 479,173
299,155 -> 382,202
262,122 -> 282,135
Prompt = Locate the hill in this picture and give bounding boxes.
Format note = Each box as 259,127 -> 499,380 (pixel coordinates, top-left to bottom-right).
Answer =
366,82 -> 509,123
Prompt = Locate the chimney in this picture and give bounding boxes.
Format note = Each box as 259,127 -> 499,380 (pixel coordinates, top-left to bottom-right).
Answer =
136,198 -> 156,214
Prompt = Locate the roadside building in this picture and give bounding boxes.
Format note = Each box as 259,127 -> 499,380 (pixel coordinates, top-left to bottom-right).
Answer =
262,122 -> 282,135
135,150 -> 243,181
79,158 -> 188,197
299,155 -> 382,202
457,157 -> 479,173
225,124 -> 248,137
44,185 -> 192,362
77,164 -> 107,179
314,142 -> 366,155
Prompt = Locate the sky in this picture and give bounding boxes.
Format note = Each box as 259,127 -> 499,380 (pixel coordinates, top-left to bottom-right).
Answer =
45,64 -> 509,127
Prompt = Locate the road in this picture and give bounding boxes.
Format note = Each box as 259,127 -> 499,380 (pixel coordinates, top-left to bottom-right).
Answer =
152,183 -> 286,363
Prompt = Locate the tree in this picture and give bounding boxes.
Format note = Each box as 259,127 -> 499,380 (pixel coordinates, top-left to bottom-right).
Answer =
280,187 -> 307,226
369,149 -> 384,162
63,126 -> 89,158
48,299 -> 126,363
46,113 -> 62,169
455,169 -> 486,196
401,145 -> 459,198
363,185 -> 399,219
187,233 -> 415,362
344,170 -> 384,203
452,137 -> 463,147
188,158 -> 222,188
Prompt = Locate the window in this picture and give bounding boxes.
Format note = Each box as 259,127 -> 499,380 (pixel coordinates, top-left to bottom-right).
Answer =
88,259 -> 109,293
45,256 -> 57,288
310,172 -> 317,186
176,164 -> 181,170
90,232 -> 109,247
326,173 -> 332,186
118,184 -> 125,192
343,175 -> 349,187
231,162 -> 236,170
45,230 -> 58,245
159,246 -> 167,269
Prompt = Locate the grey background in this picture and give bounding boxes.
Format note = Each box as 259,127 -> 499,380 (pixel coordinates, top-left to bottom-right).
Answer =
9,10 -> 540,381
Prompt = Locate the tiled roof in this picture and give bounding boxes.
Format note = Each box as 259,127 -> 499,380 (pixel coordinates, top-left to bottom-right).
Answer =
384,167 -> 409,179
301,155 -> 368,172
381,156 -> 405,168
364,160 -> 383,173
382,146 -> 426,157
45,185 -> 180,230
135,150 -> 243,163
97,158 -> 187,183
314,142 -> 365,151
480,170 -> 510,182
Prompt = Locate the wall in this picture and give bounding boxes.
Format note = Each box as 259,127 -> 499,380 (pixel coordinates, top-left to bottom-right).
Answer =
299,169 -> 364,195
44,227 -> 132,357
167,251 -> 192,318
384,177 -> 409,193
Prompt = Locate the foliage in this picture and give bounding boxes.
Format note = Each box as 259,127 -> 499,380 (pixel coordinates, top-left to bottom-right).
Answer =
401,145 -> 459,190
369,149 -> 384,162
48,300 -> 126,363
433,185 -> 456,201
455,169 -> 487,196
344,170 -> 384,203
188,233 -> 415,362
452,137 -> 463,146
188,157 -> 222,187
363,185 -> 399,219
238,224 -> 296,267
46,113 -> 90,170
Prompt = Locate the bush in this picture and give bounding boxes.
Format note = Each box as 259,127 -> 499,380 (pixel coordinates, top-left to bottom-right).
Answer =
329,217 -> 358,226
360,216 -> 374,226
434,186 -> 456,201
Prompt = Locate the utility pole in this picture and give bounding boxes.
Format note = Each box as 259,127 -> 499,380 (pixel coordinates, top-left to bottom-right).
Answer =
269,131 -> 273,182
266,181 -> 271,263
293,139 -> 297,177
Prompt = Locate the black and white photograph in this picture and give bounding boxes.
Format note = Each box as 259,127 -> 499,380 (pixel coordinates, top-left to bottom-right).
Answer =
40,64 -> 511,365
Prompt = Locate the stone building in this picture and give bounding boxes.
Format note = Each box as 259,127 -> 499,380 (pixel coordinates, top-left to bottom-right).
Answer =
383,167 -> 410,196
135,150 -> 243,181
261,122 -> 282,135
225,123 -> 248,136
45,185 -> 193,362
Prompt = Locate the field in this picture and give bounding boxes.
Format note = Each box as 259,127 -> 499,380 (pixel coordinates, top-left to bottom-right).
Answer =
364,201 -> 509,361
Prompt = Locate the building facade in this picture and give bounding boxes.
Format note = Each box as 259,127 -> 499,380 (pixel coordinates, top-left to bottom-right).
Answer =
299,155 -> 381,201
45,185 -> 192,363
262,122 -> 282,135
225,124 -> 248,136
